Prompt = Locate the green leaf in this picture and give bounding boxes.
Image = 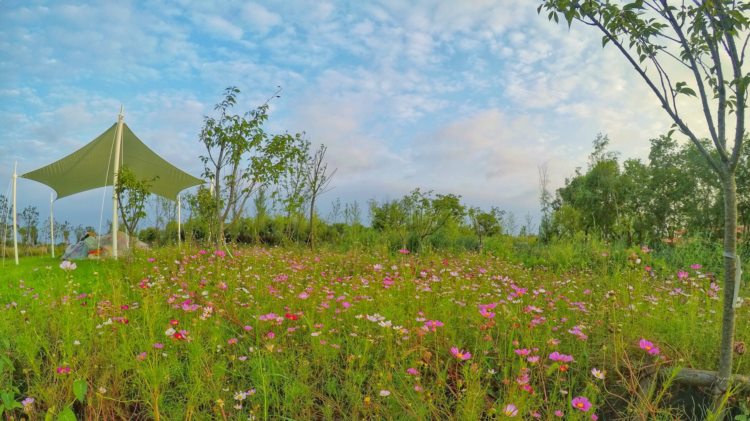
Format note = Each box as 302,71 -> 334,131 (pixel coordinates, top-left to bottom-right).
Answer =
57,406 -> 77,421
0,404 -> 5,416
45,407 -> 56,421
73,379 -> 87,402
0,391 -> 14,408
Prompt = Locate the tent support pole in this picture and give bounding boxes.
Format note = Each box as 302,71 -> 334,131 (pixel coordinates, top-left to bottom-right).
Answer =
177,193 -> 182,248
12,162 -> 18,265
112,106 -> 124,259
50,192 -> 55,258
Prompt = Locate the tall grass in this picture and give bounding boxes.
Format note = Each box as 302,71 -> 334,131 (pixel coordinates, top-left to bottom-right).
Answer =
0,244 -> 747,419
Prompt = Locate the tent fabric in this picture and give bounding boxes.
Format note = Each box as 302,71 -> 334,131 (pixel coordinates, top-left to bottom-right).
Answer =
21,123 -> 202,200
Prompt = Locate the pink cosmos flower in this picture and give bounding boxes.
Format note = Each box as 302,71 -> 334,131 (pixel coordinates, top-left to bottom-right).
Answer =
406,367 -> 419,376
450,347 -> 472,361
571,396 -> 592,412
691,264 -> 702,270
424,320 -> 444,332
398,248 -> 410,254
549,351 -> 574,362
153,343 -> 164,349
503,404 -> 518,417
137,352 -> 147,361
227,338 -> 238,345
56,366 -> 71,375
639,338 -> 660,355
591,368 -> 605,379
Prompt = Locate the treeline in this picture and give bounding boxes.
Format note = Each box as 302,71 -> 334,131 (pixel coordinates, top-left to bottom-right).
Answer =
540,134 -> 750,249
138,187 -> 513,254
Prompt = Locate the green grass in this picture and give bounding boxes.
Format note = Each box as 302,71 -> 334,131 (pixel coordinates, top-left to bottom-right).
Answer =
0,245 -> 747,420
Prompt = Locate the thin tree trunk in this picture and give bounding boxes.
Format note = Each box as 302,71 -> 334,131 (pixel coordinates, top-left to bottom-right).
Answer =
309,195 -> 316,249
715,173 -> 738,397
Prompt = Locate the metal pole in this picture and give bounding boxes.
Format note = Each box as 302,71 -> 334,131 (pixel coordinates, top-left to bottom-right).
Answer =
12,162 -> 18,265
112,106 -> 124,259
50,192 -> 55,258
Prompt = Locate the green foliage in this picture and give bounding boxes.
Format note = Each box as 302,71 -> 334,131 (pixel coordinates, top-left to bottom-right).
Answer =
73,379 -> 87,403
115,166 -> 155,236
198,86 -> 308,244
548,134 -> 749,246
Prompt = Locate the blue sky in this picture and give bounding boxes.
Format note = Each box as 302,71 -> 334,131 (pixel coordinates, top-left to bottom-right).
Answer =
0,0 -> 680,232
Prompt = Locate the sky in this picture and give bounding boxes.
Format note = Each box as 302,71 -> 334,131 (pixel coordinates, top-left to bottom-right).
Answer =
0,0 -> 687,233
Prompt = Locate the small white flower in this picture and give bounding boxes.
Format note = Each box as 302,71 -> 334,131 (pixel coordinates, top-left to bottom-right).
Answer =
379,390 -> 391,397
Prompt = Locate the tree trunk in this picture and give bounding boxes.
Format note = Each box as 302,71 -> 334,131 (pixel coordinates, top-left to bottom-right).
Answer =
308,195 -> 316,250
714,173 -> 738,397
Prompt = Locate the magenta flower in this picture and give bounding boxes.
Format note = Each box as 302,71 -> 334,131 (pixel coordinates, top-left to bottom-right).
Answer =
639,338 -> 660,355
690,264 -> 702,270
549,351 -> 574,362
423,320 -> 444,332
450,347 -> 472,361
398,248 -> 410,254
406,367 -> 419,376
571,396 -> 592,412
677,270 -> 689,279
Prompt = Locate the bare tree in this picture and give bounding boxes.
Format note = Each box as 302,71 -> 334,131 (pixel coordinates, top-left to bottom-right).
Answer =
305,144 -> 336,249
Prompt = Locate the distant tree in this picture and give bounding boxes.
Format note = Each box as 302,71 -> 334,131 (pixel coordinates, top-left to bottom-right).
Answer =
304,144 -> 336,249
399,189 -> 466,250
20,205 -> 39,246
539,0 -> 749,397
58,220 -> 73,244
328,198 -> 342,224
0,194 -> 9,244
344,201 -> 363,227
370,198 -> 409,247
199,86 -> 307,245
538,164 -> 555,241
468,206 -> 504,250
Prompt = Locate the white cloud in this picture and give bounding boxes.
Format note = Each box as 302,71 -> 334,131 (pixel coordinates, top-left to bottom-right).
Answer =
241,3 -> 282,34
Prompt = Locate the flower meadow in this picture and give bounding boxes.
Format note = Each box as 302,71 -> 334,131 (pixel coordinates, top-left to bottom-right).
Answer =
0,247 -> 748,420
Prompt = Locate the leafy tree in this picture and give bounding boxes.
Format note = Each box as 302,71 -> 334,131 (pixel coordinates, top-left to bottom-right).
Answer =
556,138 -> 625,239
403,189 -> 466,250
468,206 -> 504,250
115,166 -> 155,237
199,86 -> 307,245
369,198 -> 409,247
539,0 -> 749,396
185,186 -> 218,243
